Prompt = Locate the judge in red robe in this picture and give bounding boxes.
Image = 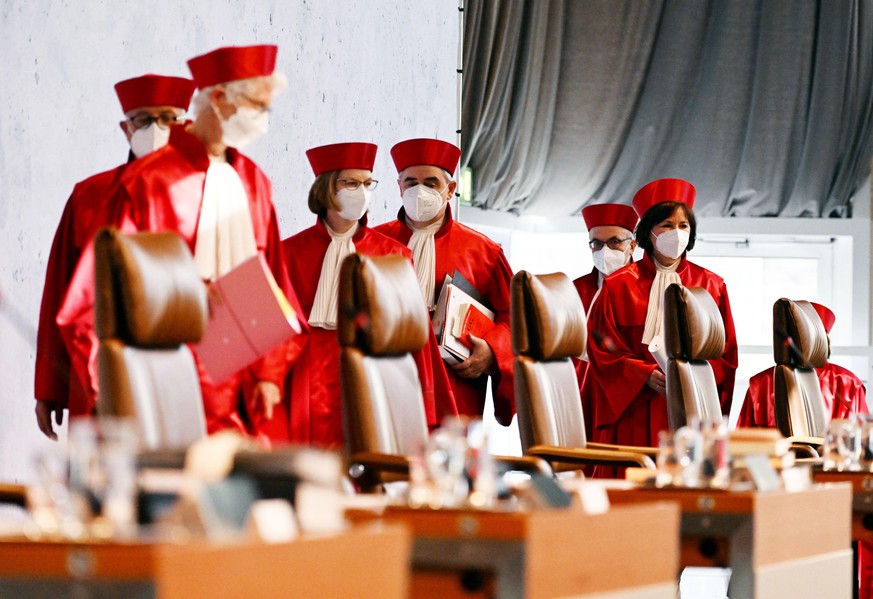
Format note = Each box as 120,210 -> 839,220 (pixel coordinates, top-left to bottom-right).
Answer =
586,179 -> 738,457
58,45 -> 307,443
34,73 -> 196,440
572,203 -> 638,439
374,139 -> 516,425
282,142 -> 457,449
737,302 -> 867,427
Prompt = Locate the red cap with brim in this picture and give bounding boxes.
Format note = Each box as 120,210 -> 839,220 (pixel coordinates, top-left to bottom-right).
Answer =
306,142 -> 377,176
810,302 -> 836,334
391,138 -> 461,175
187,44 -> 278,89
632,178 -> 696,218
114,74 -> 196,114
582,203 -> 638,232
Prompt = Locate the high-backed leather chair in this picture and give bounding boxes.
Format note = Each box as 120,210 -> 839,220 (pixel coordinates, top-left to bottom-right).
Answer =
95,227 -> 208,450
337,253 -> 433,490
511,271 -> 655,471
663,283 -> 726,430
772,298 -> 829,438
338,254 -> 549,491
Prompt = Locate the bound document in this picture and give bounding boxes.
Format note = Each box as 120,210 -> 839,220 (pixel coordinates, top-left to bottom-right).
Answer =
452,303 -> 496,350
432,275 -> 495,364
195,254 -> 302,383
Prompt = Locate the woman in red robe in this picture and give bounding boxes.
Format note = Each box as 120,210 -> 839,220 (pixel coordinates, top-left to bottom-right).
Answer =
282,142 -> 456,449
586,178 -> 739,457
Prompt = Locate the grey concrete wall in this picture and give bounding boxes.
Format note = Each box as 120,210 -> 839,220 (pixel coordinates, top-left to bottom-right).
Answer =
0,1 -> 459,483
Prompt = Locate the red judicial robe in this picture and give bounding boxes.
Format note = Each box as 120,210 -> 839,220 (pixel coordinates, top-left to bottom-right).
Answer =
281,216 -> 457,449
586,253 -> 738,450
737,362 -> 868,427
59,127 -> 307,441
375,207 -> 516,425
572,268 -> 601,439
35,158 -> 134,416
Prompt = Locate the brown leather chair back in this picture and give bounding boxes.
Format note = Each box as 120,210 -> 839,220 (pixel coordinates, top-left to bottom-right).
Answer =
663,284 -> 726,430
338,253 -> 431,460
95,227 -> 208,450
773,298 -> 828,437
511,271 -> 589,451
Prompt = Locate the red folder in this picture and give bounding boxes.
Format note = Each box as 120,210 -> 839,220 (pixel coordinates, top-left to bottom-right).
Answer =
195,254 -> 301,383
454,303 -> 496,350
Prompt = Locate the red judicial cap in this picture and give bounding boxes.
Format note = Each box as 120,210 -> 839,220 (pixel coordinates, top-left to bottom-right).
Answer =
114,74 -> 196,114
582,203 -> 638,232
306,142 -> 378,176
187,44 -> 278,89
632,178 -> 696,218
810,302 -> 836,334
391,138 -> 461,175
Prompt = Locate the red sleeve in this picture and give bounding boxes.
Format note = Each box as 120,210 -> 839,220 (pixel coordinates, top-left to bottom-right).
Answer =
35,199 -> 78,405
481,248 -> 515,425
585,279 -> 657,426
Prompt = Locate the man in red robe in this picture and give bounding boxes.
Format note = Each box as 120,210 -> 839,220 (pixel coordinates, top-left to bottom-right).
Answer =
573,203 -> 638,438
375,139 -> 515,425
282,142 -> 456,448
737,302 -> 867,427
35,74 -> 195,440
56,45 -> 307,443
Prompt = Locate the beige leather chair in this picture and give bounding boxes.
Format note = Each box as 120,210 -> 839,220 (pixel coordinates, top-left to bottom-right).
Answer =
337,253 -> 433,490
338,254 -> 549,491
663,283 -> 726,430
772,298 -> 829,439
511,271 -> 656,472
95,227 -> 208,450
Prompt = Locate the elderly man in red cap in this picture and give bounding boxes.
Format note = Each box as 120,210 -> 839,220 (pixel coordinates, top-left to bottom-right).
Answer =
573,203 -> 638,438
737,302 -> 867,428
586,178 -> 737,460
281,142 -> 456,448
375,138 -> 515,426
35,74 -> 195,440
56,45 -> 307,443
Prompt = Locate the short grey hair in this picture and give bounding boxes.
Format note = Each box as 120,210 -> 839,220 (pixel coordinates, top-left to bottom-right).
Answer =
191,72 -> 288,117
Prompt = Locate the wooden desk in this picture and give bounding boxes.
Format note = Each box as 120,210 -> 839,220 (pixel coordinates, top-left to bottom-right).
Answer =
814,470 -> 873,543
0,524 -> 410,599
347,502 -> 680,599
606,483 -> 853,598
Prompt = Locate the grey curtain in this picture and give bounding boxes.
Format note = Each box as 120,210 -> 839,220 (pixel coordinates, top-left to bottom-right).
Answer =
462,0 -> 873,217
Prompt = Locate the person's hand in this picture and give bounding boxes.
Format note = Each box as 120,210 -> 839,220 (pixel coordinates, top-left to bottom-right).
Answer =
451,335 -> 495,379
35,401 -> 64,441
647,369 -> 666,396
253,381 -> 282,420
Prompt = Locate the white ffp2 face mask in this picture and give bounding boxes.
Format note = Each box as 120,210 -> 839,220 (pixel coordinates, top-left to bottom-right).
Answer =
402,184 -> 446,222
129,123 -> 171,158
592,246 -> 631,276
653,228 -> 690,260
335,187 -> 371,221
219,106 -> 269,149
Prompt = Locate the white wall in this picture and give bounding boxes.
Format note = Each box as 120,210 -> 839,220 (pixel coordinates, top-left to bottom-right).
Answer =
0,1 -> 459,484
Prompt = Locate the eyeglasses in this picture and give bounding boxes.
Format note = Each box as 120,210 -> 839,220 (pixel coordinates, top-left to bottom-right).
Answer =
235,93 -> 271,114
127,112 -> 182,130
337,179 -> 379,191
588,237 -> 633,251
